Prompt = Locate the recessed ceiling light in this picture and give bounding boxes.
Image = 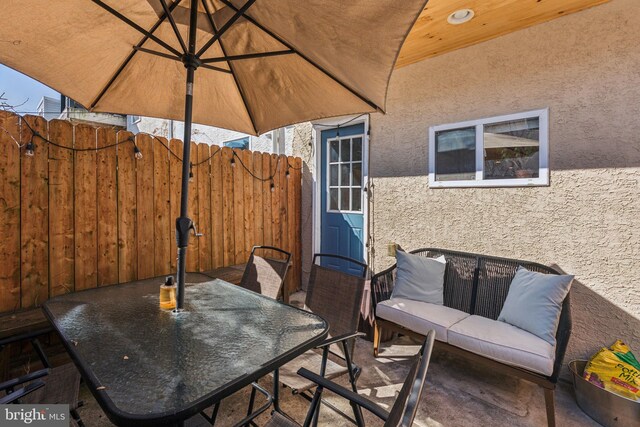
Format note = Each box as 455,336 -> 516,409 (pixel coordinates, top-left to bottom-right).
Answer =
447,9 -> 475,25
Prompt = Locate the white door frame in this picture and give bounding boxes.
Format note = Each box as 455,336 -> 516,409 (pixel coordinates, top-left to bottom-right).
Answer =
311,114 -> 370,263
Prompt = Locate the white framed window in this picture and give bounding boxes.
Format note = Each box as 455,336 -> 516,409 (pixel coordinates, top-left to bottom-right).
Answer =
327,135 -> 363,213
428,109 -> 549,188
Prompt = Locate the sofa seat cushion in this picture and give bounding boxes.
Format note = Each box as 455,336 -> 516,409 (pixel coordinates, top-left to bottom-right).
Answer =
376,298 -> 470,342
448,315 -> 556,376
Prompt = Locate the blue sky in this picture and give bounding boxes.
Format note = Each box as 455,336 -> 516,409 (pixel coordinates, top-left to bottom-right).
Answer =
0,64 -> 59,114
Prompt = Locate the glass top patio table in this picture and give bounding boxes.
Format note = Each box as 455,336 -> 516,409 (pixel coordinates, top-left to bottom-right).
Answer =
42,277 -> 329,426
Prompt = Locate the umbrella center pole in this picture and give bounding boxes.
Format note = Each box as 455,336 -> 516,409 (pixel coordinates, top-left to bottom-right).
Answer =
176,63 -> 198,311
176,0 -> 200,311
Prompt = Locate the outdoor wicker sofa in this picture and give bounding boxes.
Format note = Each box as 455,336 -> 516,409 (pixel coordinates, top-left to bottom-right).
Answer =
371,248 -> 572,427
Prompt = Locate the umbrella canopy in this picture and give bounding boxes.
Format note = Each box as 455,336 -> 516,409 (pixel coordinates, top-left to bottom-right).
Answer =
1,0 -> 427,135
1,0 -> 428,308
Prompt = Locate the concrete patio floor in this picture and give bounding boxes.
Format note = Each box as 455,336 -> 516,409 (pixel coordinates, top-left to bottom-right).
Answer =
76,335 -> 599,426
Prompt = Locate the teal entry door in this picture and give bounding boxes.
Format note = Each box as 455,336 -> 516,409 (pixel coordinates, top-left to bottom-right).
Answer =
320,124 -> 365,275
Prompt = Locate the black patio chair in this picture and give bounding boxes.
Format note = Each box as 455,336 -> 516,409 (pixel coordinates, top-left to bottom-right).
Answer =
194,246 -> 291,426
0,380 -> 46,405
271,253 -> 368,426
264,330 -> 436,427
0,328 -> 85,426
0,328 -> 51,405
239,245 -> 292,301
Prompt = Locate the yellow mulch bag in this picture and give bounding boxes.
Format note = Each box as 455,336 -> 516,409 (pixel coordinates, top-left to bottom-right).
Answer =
583,340 -> 640,401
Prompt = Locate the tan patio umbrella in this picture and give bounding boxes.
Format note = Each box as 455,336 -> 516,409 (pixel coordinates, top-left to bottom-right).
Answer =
0,0 -> 428,308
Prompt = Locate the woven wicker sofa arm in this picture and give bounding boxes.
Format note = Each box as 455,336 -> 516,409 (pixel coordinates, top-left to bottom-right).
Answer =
550,293 -> 573,381
370,265 -> 397,313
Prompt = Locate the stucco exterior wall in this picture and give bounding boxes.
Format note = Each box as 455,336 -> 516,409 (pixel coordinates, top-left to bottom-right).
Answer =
368,0 -> 640,375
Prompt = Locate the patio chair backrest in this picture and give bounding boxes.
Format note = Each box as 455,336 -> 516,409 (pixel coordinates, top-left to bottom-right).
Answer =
385,330 -> 436,427
239,246 -> 291,300
22,363 -> 81,410
306,254 -> 367,339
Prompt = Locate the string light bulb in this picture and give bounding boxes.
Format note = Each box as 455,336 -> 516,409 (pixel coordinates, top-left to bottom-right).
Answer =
230,156 -> 236,167
285,168 -> 290,179
270,181 -> 275,192
189,163 -> 194,183
24,140 -> 35,157
133,144 -> 143,160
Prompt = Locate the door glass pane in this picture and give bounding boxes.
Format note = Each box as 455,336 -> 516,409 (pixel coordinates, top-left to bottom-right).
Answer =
340,188 -> 350,211
329,189 -> 339,210
352,162 -> 362,186
484,118 -> 540,180
352,137 -> 362,161
341,139 -> 351,161
435,127 -> 476,181
330,140 -> 339,162
330,165 -> 338,186
340,164 -> 350,186
351,188 -> 361,212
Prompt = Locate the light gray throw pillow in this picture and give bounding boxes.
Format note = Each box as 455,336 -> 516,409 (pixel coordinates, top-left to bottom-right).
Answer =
392,251 -> 446,305
498,266 -> 574,346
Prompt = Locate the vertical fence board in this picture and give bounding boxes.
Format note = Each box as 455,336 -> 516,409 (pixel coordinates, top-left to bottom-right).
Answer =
232,149 -> 245,264
279,156 -> 291,297
48,120 -> 74,297
136,134 -> 155,279
197,144 -> 212,272
252,151 -> 264,252
286,157 -> 296,295
0,112 -> 22,311
293,157 -> 303,291
262,153 -> 273,253
280,155 -> 289,254
117,132 -> 137,282
211,147 -> 224,269
187,142 -> 199,272
153,137 -> 171,276
20,115 -> 49,309
73,124 -> 97,291
242,150 -> 254,259
221,148 -> 235,266
270,154 -> 281,257
96,128 -> 118,287
169,139 -> 183,273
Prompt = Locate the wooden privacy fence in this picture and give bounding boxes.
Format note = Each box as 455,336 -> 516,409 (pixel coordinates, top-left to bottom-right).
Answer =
0,111 -> 302,314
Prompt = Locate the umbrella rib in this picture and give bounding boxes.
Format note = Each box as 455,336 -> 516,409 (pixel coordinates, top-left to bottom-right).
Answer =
218,0 -> 382,112
195,0 -> 257,58
201,0 -> 259,134
134,46 -> 231,73
201,50 -> 294,63
200,64 -> 233,74
159,0 -> 188,54
89,0 -> 183,109
133,46 -> 182,62
90,0 -> 182,58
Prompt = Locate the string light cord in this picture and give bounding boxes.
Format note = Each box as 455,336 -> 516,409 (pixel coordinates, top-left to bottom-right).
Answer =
8,118 -> 234,173
12,117 -> 186,162
18,116 -> 135,151
3,111 -> 370,179
231,150 -> 281,182
193,146 -> 222,166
